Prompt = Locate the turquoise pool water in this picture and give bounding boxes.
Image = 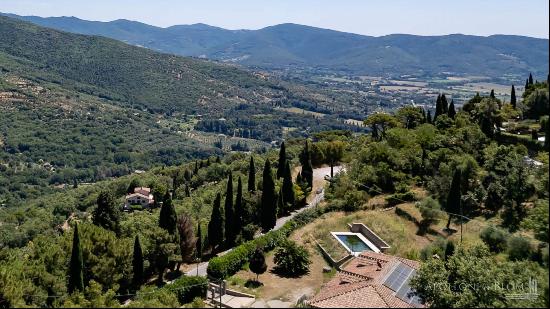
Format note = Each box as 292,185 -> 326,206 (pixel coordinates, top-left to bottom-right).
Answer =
336,234 -> 372,252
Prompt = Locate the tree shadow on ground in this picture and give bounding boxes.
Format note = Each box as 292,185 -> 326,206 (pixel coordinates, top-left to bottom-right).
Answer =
245,280 -> 264,288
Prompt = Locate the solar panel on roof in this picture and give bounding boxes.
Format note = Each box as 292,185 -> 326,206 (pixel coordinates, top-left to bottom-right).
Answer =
383,262 -> 414,292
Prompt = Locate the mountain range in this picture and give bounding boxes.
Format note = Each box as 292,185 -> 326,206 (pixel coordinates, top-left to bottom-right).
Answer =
3,12 -> 549,80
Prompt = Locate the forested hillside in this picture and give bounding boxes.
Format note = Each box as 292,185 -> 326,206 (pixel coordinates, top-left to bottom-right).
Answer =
5,13 -> 549,80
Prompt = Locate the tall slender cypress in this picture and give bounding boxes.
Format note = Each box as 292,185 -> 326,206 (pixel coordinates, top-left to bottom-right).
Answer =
490,89 -> 495,99
276,142 -> 287,179
427,110 -> 433,124
300,141 -> 314,190
196,222 -> 203,261
282,162 -> 295,211
448,100 -> 456,119
132,235 -> 144,290
159,192 -> 177,235
248,156 -> 256,192
208,193 -> 223,250
445,169 -> 462,230
529,73 -> 534,85
224,172 -> 235,248
68,224 -> 84,294
511,85 -> 517,109
434,94 -> 442,122
277,188 -> 284,218
441,94 -> 449,114
235,177 -> 244,237
260,159 -> 277,232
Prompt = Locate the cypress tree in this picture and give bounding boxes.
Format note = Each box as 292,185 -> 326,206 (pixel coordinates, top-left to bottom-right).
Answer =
282,162 -> 295,211
159,192 -> 177,235
421,108 -> 427,123
441,94 -> 449,114
68,224 -> 84,294
445,169 -> 462,230
260,159 -> 277,232
511,85 -> 517,109
490,89 -> 495,99
194,161 -> 199,174
300,141 -> 314,190
525,78 -> 529,90
434,94 -> 442,122
276,142 -> 287,178
196,222 -> 203,261
248,156 -> 256,192
448,100 -> 456,119
529,73 -> 534,85
185,185 -> 191,197
93,190 -> 120,235
427,110 -> 433,124
277,188 -> 284,218
132,235 -> 144,290
235,177 -> 244,238
224,172 -> 235,248
208,193 -> 223,249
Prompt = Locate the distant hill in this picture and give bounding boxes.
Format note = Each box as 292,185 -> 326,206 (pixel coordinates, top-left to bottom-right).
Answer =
0,15 -> 323,115
3,13 -> 548,80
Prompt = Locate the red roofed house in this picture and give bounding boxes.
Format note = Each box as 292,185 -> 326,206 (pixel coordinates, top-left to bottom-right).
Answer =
124,187 -> 155,209
307,251 -> 425,308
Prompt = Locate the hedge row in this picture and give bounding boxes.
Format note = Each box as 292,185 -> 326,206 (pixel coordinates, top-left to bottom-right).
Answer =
166,276 -> 208,304
207,206 -> 326,279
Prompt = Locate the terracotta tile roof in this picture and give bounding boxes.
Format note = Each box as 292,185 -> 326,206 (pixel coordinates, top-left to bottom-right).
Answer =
309,251 -> 425,308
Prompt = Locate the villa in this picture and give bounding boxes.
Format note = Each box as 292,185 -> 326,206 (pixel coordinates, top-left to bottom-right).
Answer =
308,251 -> 424,308
124,187 -> 155,209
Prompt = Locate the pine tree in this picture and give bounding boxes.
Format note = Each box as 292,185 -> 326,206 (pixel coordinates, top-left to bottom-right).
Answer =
68,224 -> 84,293
224,172 -> 235,248
208,193 -> 223,250
260,159 -> 277,232
159,192 -> 177,235
249,247 -> 267,282
234,177 -> 244,238
511,85 -> 517,109
132,235 -> 144,290
248,156 -> 256,192
445,169 -> 462,230
282,162 -> 295,211
441,94 -> 449,114
177,213 -> 197,263
276,142 -> 287,178
529,73 -> 534,85
300,141 -> 314,190
448,100 -> 456,119
93,190 -> 121,235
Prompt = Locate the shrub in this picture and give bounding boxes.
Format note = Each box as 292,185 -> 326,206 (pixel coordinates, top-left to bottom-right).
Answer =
167,276 -> 208,305
418,197 -> 442,234
420,238 -> 448,261
480,226 -> 508,253
385,191 -> 415,207
507,236 -> 532,261
273,240 -> 311,277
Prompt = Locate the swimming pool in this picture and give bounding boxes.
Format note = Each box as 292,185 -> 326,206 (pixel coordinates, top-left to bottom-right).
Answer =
331,232 -> 380,255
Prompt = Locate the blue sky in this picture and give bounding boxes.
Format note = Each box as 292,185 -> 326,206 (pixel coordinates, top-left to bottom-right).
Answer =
1,0 -> 548,38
